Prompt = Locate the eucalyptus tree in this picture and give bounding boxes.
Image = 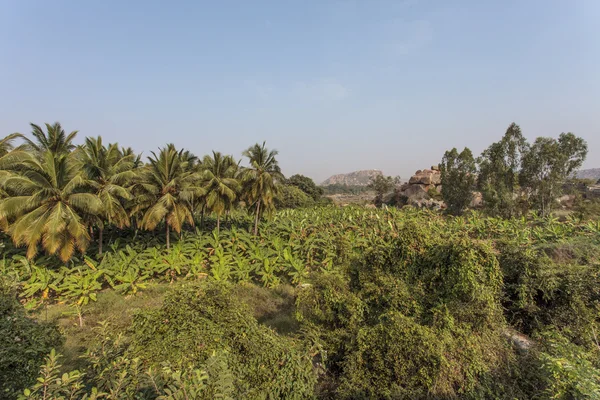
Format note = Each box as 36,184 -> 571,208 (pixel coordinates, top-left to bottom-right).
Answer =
440,147 -> 477,215
241,142 -> 284,235
79,136 -> 136,254
133,145 -> 204,249
478,123 -> 529,217
520,133 -> 588,216
201,151 -> 240,233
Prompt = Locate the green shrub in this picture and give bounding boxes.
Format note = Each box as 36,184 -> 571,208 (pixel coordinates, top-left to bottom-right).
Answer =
0,279 -> 63,399
275,185 -> 314,209
498,238 -> 600,347
536,329 -> 600,399
297,226 -> 508,398
129,281 -> 317,399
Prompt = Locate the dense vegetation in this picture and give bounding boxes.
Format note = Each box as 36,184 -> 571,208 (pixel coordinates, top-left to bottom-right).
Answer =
1,122 -> 599,399
441,123 -> 588,217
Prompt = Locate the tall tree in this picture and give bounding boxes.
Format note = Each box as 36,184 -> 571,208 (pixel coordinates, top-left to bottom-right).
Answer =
287,174 -> 323,201
241,142 -> 284,236
0,150 -> 101,261
0,133 -> 27,230
133,145 -> 204,249
440,147 -> 477,215
477,123 -> 529,217
201,152 -> 240,234
520,133 -> 588,216
79,137 -> 135,254
0,133 -> 25,157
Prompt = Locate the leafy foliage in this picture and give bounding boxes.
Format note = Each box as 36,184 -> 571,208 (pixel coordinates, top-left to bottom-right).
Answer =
129,281 -> 317,399
440,147 -> 477,215
0,278 -> 62,399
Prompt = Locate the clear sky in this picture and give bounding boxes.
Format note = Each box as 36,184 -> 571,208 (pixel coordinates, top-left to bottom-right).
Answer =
1,0 -> 598,182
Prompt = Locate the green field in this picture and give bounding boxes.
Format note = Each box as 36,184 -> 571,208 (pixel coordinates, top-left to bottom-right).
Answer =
3,206 -> 600,399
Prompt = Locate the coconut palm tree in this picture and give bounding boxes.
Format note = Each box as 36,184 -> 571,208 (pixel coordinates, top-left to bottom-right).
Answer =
79,137 -> 136,254
0,133 -> 27,230
201,152 -> 240,234
0,150 -> 101,261
21,122 -> 77,155
121,146 -> 144,169
133,145 -> 204,249
241,142 -> 284,235
0,133 -> 25,157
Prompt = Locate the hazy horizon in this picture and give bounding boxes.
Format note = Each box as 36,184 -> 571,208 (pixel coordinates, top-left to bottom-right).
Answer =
1,0 -> 598,182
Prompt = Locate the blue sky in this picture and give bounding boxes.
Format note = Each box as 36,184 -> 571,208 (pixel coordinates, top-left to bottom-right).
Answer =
1,0 -> 598,182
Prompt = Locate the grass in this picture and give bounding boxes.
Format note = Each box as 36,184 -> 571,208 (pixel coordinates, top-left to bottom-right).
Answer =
33,283 -> 170,369
31,281 -> 301,370
234,283 -> 300,335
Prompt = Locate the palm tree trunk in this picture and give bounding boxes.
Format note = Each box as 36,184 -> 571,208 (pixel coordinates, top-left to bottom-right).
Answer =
254,199 -> 261,236
166,224 -> 170,249
98,227 -> 103,256
217,214 -> 220,235
200,204 -> 206,231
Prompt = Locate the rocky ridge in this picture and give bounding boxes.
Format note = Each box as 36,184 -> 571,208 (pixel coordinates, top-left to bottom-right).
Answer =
321,170 -> 383,186
575,168 -> 600,181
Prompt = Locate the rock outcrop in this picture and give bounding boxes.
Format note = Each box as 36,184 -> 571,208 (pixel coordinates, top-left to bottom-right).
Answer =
574,168 -> 600,181
394,166 -> 444,209
321,170 -> 383,186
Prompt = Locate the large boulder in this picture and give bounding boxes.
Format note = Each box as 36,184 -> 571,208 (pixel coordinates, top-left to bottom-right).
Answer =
408,169 -> 441,185
470,191 -> 483,208
400,183 -> 429,200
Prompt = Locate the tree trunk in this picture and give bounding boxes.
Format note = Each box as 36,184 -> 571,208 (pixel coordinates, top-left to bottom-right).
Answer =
253,199 -> 261,236
217,214 -> 220,235
200,204 -> 206,231
166,224 -> 170,249
98,227 -> 103,256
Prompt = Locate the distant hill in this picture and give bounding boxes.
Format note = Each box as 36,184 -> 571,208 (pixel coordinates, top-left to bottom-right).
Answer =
321,170 -> 382,186
574,168 -> 600,181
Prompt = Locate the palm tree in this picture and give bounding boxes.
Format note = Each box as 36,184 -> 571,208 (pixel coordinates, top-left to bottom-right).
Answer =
21,122 -> 77,155
79,137 -> 135,255
133,145 -> 204,249
121,146 -> 144,168
0,133 -> 25,157
241,142 -> 284,236
0,133 -> 26,230
0,150 -> 101,261
201,152 -> 240,234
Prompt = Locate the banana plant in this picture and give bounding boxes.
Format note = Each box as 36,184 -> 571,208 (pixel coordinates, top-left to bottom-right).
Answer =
110,267 -> 149,295
21,265 -> 64,313
284,248 -> 307,285
231,256 -> 254,283
209,247 -> 232,282
257,258 -> 280,288
60,268 -> 104,327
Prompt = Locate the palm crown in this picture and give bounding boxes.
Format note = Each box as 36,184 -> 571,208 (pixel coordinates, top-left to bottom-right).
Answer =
0,149 -> 101,261
134,144 -> 204,248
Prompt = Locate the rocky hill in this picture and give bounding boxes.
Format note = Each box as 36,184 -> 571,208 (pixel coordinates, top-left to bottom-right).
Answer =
575,168 -> 600,182
321,170 -> 383,186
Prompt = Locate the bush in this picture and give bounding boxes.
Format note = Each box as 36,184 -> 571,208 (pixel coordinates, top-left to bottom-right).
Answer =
275,185 -> 315,209
297,225 -> 509,398
0,279 -> 63,399
498,238 -> 600,347
129,281 -> 317,399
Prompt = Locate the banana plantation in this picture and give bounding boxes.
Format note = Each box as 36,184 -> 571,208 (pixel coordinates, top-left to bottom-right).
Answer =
2,124 -> 600,399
